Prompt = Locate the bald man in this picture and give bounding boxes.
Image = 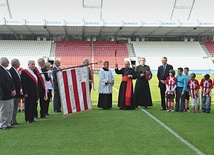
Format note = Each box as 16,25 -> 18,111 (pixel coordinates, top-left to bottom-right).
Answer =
115,61 -> 137,110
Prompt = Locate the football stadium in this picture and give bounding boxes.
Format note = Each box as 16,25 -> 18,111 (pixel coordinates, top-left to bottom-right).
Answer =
0,0 -> 214,154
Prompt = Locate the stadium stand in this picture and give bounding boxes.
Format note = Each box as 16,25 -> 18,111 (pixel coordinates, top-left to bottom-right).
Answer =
131,41 -> 214,71
1,40 -> 213,71
55,41 -> 128,69
0,40 -> 52,68
93,41 -> 128,68
204,41 -> 214,57
55,41 -> 92,68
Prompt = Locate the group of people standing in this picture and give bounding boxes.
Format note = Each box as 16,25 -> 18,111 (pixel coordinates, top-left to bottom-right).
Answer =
0,57 -> 62,130
1,55 -> 212,130
158,57 -> 212,113
97,57 -> 153,110
98,56 -> 213,113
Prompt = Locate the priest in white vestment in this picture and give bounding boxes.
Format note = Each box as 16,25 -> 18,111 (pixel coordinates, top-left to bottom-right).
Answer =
97,61 -> 114,109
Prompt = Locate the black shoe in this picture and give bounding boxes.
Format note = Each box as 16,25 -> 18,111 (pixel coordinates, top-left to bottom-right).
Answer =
22,109 -> 25,112
55,110 -> 62,113
40,115 -> 46,118
7,126 -> 15,128
13,122 -> 20,125
17,109 -> 21,113
26,121 -> 33,123
160,108 -> 166,110
46,113 -> 51,116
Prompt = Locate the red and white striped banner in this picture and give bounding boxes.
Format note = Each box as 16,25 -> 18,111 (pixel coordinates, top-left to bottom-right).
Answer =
57,66 -> 92,115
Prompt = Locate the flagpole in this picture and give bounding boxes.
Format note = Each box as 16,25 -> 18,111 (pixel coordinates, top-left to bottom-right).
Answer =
91,40 -> 96,90
38,61 -> 102,75
115,49 -> 117,64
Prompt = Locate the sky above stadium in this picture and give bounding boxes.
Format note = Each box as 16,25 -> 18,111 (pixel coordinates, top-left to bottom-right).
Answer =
0,0 -> 214,22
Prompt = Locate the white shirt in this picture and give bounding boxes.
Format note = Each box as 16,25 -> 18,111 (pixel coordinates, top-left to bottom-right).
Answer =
45,75 -> 53,90
26,68 -> 38,82
12,66 -> 21,80
98,68 -> 114,94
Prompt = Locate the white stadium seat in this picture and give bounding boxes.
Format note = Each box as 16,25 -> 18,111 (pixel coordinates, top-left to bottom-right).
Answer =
131,41 -> 214,71
0,40 -> 52,68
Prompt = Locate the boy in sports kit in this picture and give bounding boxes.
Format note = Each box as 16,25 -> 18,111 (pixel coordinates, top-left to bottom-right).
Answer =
183,67 -> 190,112
165,69 -> 177,112
200,74 -> 212,113
176,67 -> 186,112
187,73 -> 200,113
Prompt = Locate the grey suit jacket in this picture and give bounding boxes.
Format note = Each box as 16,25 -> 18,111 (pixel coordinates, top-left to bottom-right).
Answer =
0,74 -> 3,100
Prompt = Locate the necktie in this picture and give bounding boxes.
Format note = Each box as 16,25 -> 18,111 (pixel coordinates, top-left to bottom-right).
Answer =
163,65 -> 166,76
6,69 -> 12,78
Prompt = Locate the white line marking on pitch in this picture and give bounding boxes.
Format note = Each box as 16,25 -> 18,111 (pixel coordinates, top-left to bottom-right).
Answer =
139,107 -> 204,155
112,86 -> 119,92
95,74 -> 204,154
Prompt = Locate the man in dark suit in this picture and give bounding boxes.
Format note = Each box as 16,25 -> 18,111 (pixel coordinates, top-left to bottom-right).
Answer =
21,60 -> 39,123
157,57 -> 173,110
0,57 -> 16,130
9,59 -> 21,125
52,60 -> 62,112
35,58 -> 50,118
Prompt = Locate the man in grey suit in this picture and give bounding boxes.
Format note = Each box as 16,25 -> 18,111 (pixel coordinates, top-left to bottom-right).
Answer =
9,59 -> 21,125
83,58 -> 92,93
0,57 -> 16,130
0,72 -> 3,101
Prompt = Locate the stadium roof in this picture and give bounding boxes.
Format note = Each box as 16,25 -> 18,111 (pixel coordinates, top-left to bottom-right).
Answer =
0,19 -> 214,37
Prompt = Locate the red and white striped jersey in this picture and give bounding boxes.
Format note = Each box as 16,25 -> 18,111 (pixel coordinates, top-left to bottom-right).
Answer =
165,76 -> 177,94
187,79 -> 200,98
200,79 -> 212,97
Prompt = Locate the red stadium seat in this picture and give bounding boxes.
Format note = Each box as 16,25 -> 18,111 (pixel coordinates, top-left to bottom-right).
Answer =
93,41 -> 128,68
204,41 -> 214,56
55,41 -> 128,69
55,41 -> 92,68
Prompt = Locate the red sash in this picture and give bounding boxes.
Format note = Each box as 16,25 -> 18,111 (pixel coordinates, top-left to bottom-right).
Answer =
24,69 -> 38,86
35,67 -> 48,100
122,76 -> 132,106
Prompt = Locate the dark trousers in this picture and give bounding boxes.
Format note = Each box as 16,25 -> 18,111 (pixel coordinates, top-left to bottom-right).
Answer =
176,87 -> 185,112
53,89 -> 61,112
160,86 -> 166,109
12,98 -> 19,124
25,97 -> 37,122
39,91 -> 46,117
35,101 -> 38,119
45,90 -> 52,114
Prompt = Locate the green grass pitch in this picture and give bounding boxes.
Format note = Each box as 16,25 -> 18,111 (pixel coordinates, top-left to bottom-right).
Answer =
0,74 -> 214,155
